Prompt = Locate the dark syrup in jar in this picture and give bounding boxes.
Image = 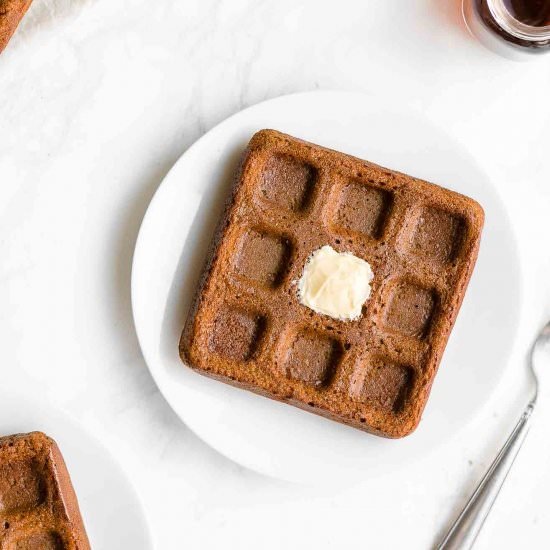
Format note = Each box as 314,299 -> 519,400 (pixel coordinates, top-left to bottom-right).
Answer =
478,0 -> 550,48
503,0 -> 550,26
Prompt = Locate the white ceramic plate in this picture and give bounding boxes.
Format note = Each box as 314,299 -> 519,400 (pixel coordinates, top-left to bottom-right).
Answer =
0,390 -> 154,550
132,91 -> 522,484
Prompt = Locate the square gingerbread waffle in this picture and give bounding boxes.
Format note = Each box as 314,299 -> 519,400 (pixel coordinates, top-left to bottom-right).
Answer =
0,432 -> 90,550
0,0 -> 33,53
180,129 -> 484,438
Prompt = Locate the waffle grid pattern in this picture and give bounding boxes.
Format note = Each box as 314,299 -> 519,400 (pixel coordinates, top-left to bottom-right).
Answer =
181,130 -> 483,437
0,433 -> 83,550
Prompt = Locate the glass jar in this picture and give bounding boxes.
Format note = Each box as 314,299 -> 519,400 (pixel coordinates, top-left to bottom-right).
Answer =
463,0 -> 550,58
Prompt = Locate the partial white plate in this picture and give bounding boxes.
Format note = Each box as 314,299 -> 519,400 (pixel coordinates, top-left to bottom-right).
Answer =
132,91 -> 522,484
0,390 -> 154,550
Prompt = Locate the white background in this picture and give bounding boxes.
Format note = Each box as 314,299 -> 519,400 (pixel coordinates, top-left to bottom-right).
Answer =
1,1 -> 550,548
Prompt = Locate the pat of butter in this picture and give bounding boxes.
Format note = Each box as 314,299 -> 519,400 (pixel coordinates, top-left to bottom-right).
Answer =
298,246 -> 374,321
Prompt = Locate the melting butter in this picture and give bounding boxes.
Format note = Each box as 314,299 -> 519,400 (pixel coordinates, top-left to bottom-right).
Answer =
298,245 -> 374,321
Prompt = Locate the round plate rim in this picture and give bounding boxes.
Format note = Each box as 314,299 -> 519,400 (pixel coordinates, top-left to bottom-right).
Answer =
0,388 -> 155,549
131,90 -> 523,483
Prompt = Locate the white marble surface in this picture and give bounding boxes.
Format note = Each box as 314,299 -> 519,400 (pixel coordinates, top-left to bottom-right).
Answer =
1,0 -> 550,548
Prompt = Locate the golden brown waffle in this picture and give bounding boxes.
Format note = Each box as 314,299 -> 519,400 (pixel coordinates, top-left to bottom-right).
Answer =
0,0 -> 33,53
180,129 -> 484,438
0,432 -> 90,549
